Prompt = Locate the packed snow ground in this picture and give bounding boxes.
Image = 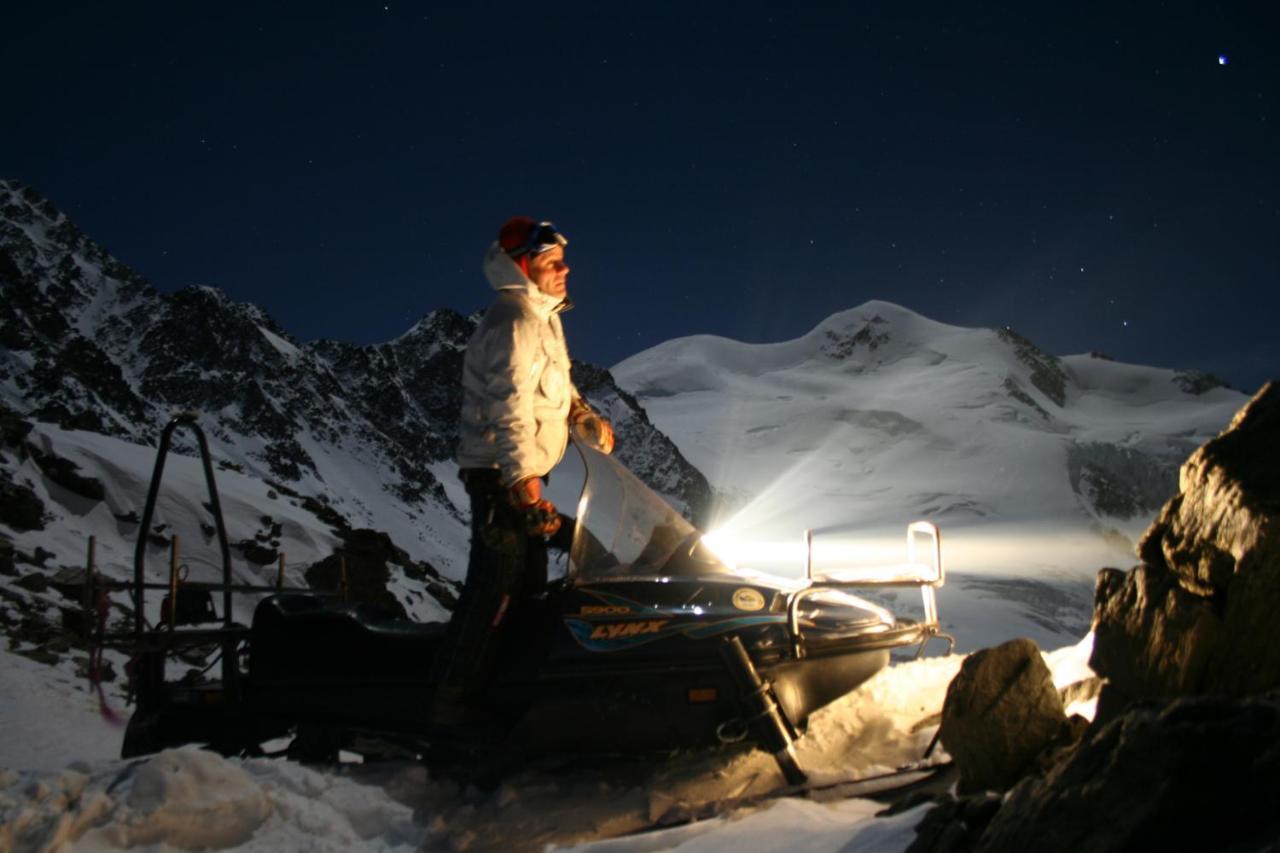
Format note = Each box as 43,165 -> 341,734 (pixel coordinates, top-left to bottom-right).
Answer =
0,635 -> 1097,851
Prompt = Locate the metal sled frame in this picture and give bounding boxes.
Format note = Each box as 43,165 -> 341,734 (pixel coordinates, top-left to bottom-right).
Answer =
99,413 -> 304,700
787,521 -> 955,661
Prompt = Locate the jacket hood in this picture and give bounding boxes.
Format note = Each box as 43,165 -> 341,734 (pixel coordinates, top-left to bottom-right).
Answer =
482,241 -> 568,317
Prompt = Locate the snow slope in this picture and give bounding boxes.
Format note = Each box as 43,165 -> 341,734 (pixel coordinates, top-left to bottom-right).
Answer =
1,420 -> 455,630
613,301 -> 1246,651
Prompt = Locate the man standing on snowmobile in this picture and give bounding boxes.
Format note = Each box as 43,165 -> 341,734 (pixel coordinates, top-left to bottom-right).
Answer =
430,217 -> 614,724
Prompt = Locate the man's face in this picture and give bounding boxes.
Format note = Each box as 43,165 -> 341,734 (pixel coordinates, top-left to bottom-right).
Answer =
527,246 -> 569,299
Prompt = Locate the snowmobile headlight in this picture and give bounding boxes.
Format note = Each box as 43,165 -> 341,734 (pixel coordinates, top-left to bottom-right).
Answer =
700,531 -> 738,569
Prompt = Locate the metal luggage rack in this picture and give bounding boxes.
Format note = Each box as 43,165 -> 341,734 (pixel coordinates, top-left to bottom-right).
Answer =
90,413 -> 341,692
785,521 -> 955,660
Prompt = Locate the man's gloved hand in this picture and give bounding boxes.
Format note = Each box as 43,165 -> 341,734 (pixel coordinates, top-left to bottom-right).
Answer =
509,477 -> 562,537
569,399 -> 615,454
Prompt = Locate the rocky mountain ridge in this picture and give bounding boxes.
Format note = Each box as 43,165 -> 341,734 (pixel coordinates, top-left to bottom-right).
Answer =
0,179 -> 711,606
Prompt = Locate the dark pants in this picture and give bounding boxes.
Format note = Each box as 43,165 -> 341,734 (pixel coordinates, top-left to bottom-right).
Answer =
430,469 -> 549,703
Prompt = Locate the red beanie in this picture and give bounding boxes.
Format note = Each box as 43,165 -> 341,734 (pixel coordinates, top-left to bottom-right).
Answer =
497,217 -> 567,276
498,216 -> 537,255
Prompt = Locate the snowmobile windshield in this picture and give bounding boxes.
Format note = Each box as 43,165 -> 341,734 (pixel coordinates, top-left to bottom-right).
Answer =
569,440 -> 732,581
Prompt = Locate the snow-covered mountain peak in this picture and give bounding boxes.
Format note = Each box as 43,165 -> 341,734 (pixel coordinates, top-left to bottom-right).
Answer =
807,299 -> 951,342
613,304 -> 1247,649
617,300 -> 1058,398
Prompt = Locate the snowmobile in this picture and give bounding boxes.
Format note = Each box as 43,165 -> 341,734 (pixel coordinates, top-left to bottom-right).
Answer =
101,414 -> 952,784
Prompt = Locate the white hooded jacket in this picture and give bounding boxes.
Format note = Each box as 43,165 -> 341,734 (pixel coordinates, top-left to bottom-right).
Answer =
456,242 -> 579,486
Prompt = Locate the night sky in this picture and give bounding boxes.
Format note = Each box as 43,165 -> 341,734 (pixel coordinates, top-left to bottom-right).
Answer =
4,2 -> 1277,392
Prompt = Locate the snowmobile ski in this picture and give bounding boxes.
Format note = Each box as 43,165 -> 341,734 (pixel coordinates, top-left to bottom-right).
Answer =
644,760 -> 956,834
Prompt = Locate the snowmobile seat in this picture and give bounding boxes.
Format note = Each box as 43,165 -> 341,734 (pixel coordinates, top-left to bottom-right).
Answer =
249,592 -> 444,686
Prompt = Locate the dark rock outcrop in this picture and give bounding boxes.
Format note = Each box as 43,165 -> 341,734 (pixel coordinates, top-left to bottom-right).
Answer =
1066,442 -> 1180,521
301,527 -> 455,619
0,538 -> 15,576
0,402 -> 34,449
995,327 -> 1068,407
1090,564 -> 1224,704
904,792 -> 1003,853
0,477 -> 45,531
305,546 -> 404,619
1001,378 -> 1049,421
28,444 -> 105,501
1092,381 -> 1280,705
236,540 -> 279,566
975,692 -> 1280,853
1173,369 -> 1231,395
821,314 -> 890,359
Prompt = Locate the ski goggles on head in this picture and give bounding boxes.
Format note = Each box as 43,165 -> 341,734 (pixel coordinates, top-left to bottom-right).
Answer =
509,221 -> 568,258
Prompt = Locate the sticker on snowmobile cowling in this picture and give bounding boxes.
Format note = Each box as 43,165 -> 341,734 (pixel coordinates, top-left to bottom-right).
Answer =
563,589 -> 787,652
587,620 -> 668,640
564,613 -> 787,652
579,605 -> 632,615
732,588 -> 766,612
